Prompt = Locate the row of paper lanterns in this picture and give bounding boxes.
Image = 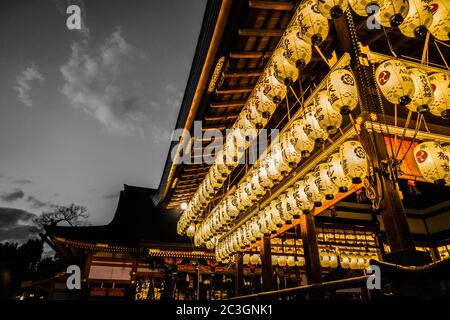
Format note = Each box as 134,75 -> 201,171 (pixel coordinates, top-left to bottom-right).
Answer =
320,0 -> 450,41
214,140 -> 369,260
177,0 -> 338,234
375,59 -> 450,118
196,136 -> 368,249
192,130 -> 365,247
181,67 -> 360,239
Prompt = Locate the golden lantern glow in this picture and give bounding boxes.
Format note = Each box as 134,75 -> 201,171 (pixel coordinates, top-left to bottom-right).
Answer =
327,68 -> 359,115
264,207 -> 278,233
375,0 -> 410,27
327,152 -> 353,192
258,211 -> 271,236
269,48 -> 299,86
250,170 -> 266,197
329,252 -> 339,268
268,201 -> 284,227
281,26 -> 313,68
244,101 -> 268,129
294,0 -> 330,45
186,223 -> 196,238
399,0 -> 433,38
443,146 -> 450,185
243,254 -> 250,265
349,0 -> 381,16
256,164 -> 274,190
413,141 -> 449,185
261,156 -> 284,182
429,73 -> 450,118
257,72 -> 287,106
314,90 -> 343,134
408,67 -> 434,114
375,59 -> 415,106
296,256 -> 306,267
348,253 -> 358,269
285,188 -> 303,219
291,181 -> 315,214
276,193 -> 295,222
290,118 -> 316,157
340,140 -> 369,183
250,254 -> 260,265
340,253 -> 350,269
243,180 -> 258,202
357,255 -> 366,269
314,163 -> 340,200
280,132 -> 302,167
429,0 -> 450,41
304,172 -> 326,207
318,0 -> 349,19
320,251 -> 331,267
277,256 -> 287,267
225,197 -> 240,219
303,107 -> 329,145
251,217 -> 262,240
237,185 -> 252,209
271,143 -> 292,176
287,256 -> 296,267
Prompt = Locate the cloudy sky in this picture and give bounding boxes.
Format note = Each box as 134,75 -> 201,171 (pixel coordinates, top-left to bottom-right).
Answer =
0,0 -> 206,242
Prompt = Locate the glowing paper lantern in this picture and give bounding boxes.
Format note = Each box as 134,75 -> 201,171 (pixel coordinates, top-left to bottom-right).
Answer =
375,59 -> 415,106
349,253 -> 358,269
349,0 -> 381,16
327,68 -> 359,115
314,90 -> 343,134
257,72 -> 287,105
290,119 -> 316,157
304,172 -> 326,207
245,101 -> 268,129
296,256 -> 306,267
357,255 -> 366,269
340,253 -> 350,269
206,238 -> 216,250
329,252 -> 339,268
261,156 -> 284,182
277,256 -> 287,267
303,107 -> 329,145
317,0 -> 349,19
442,146 -> 450,185
375,0 -> 410,27
292,181 -> 315,213
408,68 -> 434,114
399,0 -> 433,38
287,256 -> 296,267
295,0 -> 330,45
243,254 -> 250,265
281,26 -> 313,68
256,165 -> 274,190
250,254 -> 260,265
340,140 -> 369,183
314,163 -> 340,200
276,193 -> 295,222
269,48 -> 299,86
271,143 -> 292,176
429,73 -> 450,118
429,0 -> 450,41
250,171 -> 266,197
320,251 -> 331,267
285,188 -> 302,219
327,152 -> 353,192
413,141 -> 449,185
186,223 -> 196,237
280,132 -> 302,167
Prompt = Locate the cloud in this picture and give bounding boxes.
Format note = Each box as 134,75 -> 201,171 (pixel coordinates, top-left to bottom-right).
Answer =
26,196 -> 51,209
0,189 -> 25,202
103,191 -> 120,199
0,207 -> 37,242
14,64 -> 45,107
60,27 -> 147,136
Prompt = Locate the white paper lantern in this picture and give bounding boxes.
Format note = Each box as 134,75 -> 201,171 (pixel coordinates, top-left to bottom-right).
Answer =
276,193 -> 296,222
429,73 -> 450,118
429,0 -> 450,41
303,108 -> 329,145
264,207 -> 278,233
414,141 -> 449,185
296,256 -> 306,267
245,100 -> 268,129
314,163 -> 340,200
292,181 -> 315,214
277,256 -> 287,267
375,59 -> 415,106
329,252 -> 339,268
206,238 -> 216,250
340,140 -> 369,183
399,0 -> 433,38
285,188 -> 302,218
287,256 -> 296,267
225,197 -> 240,218
408,67 -> 434,114
320,251 -> 331,267
375,0 -> 410,27
340,253 -> 350,269
357,255 -> 366,269
269,48 -> 299,86
250,254 -> 260,265
349,0 -> 382,16
280,132 -> 302,167
261,156 -> 284,182
295,0 -> 330,45
186,223 -> 196,237
327,68 -> 359,115
269,201 -> 284,227
257,72 -> 287,105
290,119 -> 316,157
443,146 -> 450,185
317,0 -> 349,19
304,172 -> 326,207
251,216 -> 262,240
315,90 -> 343,134
349,253 -> 358,269
327,152 -> 353,192
250,171 -> 266,197
243,254 -> 250,265
271,143 -> 292,176
256,164 -> 274,190
281,26 -> 313,68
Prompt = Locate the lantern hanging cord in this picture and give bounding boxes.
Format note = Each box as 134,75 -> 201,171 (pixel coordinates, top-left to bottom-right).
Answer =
433,40 -> 450,70
382,27 -> 397,58
394,109 -> 413,159
398,114 -> 423,165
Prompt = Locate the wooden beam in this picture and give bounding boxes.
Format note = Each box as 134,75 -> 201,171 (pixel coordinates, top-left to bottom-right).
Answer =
249,0 -> 294,11
202,125 -> 227,131
230,51 -> 273,59
215,87 -> 253,94
238,29 -> 284,37
300,213 -> 322,285
210,100 -> 246,108
205,114 -> 239,121
223,69 -> 263,78
261,236 -> 273,291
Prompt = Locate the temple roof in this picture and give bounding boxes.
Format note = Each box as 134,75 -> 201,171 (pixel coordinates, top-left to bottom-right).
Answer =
45,185 -> 188,247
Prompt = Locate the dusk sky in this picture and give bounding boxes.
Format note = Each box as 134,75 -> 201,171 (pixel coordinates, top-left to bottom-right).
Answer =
0,0 -> 207,242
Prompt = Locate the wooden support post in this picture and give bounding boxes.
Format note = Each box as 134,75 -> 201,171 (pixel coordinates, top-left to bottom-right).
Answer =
260,235 -> 273,291
235,253 -> 244,297
300,213 -> 322,284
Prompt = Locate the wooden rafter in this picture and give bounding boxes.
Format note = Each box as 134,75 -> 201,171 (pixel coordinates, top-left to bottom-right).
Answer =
248,0 -> 294,11
238,28 -> 284,37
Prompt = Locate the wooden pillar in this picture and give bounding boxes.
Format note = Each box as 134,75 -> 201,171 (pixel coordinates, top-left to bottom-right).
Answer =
234,253 -> 244,297
300,213 -> 322,284
260,235 -> 273,291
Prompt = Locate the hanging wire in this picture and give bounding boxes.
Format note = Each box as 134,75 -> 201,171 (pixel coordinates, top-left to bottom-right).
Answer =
394,110 -> 413,158
382,27 -> 397,58
433,39 -> 450,70
398,114 -> 423,165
